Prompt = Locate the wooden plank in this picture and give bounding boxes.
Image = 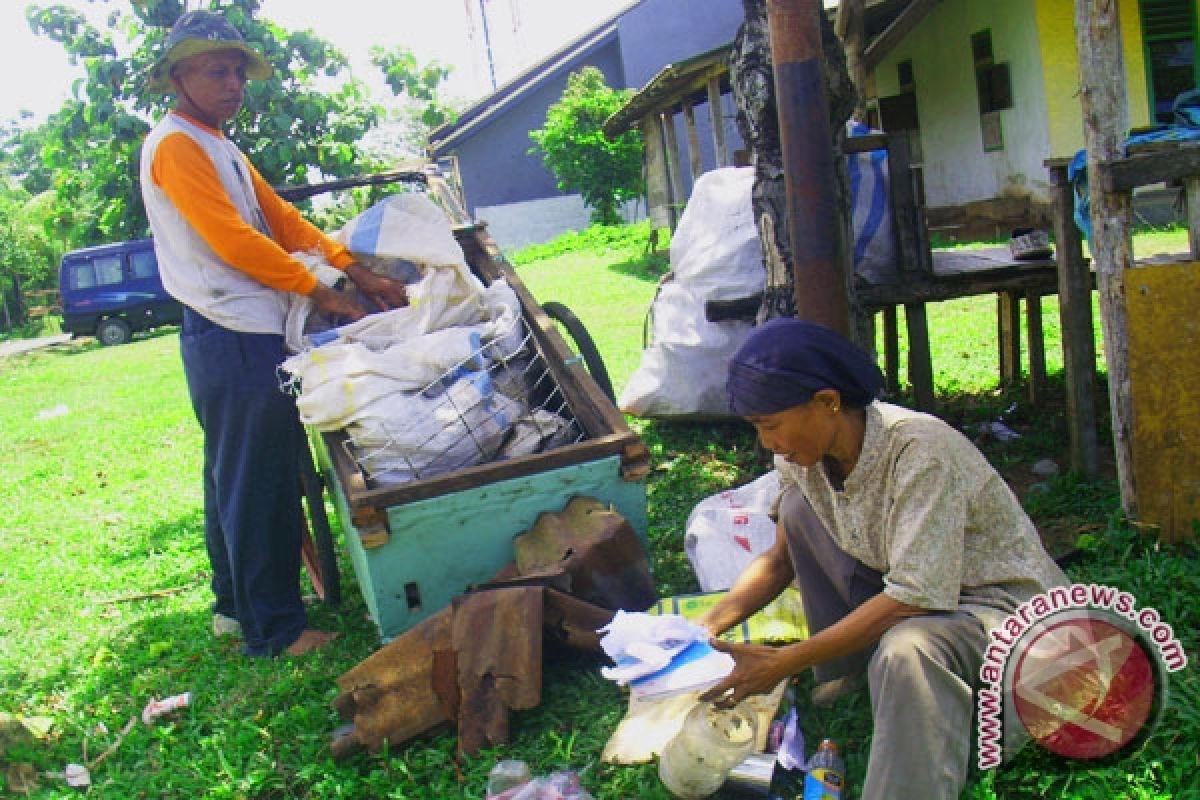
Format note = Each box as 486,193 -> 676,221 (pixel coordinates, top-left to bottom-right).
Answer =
904,302 -> 935,411
1048,162 -> 1100,478
857,268 -> 1060,307
1025,289 -> 1047,406
843,133 -> 888,153
1126,261 -> 1200,542
683,103 -> 704,182
997,291 -> 1022,385
882,306 -> 900,394
1096,143 -> 1200,193
707,78 -> 729,168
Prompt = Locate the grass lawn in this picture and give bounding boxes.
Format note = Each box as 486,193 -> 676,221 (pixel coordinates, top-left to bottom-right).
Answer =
1,224 -> 1196,798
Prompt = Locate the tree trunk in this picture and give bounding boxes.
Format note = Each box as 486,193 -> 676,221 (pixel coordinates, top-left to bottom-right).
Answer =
1074,0 -> 1137,514
731,0 -> 865,343
834,0 -> 868,121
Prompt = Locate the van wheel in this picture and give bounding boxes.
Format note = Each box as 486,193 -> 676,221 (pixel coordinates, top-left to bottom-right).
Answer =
96,317 -> 132,346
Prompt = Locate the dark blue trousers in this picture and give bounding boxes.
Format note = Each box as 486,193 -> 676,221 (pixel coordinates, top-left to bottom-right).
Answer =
180,307 -> 307,656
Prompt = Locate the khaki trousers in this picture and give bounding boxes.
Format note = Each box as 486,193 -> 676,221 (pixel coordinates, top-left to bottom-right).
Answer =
778,489 -> 986,800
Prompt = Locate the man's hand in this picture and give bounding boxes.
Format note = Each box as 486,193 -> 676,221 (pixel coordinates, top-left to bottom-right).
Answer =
345,263 -> 409,312
699,639 -> 794,708
310,283 -> 366,323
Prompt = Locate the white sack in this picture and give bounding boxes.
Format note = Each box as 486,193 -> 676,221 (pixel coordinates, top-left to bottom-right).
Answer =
619,168 -> 763,418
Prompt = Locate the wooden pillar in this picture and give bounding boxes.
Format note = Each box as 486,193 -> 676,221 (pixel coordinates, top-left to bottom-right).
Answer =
683,103 -> 704,182
883,306 -> 900,394
904,302 -> 935,411
834,0 -> 868,121
661,112 -> 686,230
642,113 -> 673,231
1075,0 -> 1136,511
1186,176 -> 1200,259
997,291 -> 1022,385
1047,160 -> 1100,479
1025,289 -> 1047,406
707,78 -> 729,168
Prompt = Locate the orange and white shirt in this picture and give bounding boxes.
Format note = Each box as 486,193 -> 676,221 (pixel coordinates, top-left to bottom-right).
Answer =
140,110 -> 352,334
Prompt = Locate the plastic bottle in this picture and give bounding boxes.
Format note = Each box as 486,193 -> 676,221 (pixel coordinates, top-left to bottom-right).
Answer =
801,739 -> 845,800
658,701 -> 759,799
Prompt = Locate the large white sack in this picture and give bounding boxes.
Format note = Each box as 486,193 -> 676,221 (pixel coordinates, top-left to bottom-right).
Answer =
684,471 -> 781,592
619,167 -> 763,417
284,193 -> 486,353
620,282 -> 751,417
668,167 -> 764,301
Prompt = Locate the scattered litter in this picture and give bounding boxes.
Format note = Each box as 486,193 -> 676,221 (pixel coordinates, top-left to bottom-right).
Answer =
141,692 -> 191,725
971,419 -> 1021,442
34,404 -> 69,421
64,763 -> 91,788
485,764 -> 594,800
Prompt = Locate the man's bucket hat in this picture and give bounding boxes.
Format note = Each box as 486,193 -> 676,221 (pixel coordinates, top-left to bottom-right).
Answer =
146,10 -> 271,96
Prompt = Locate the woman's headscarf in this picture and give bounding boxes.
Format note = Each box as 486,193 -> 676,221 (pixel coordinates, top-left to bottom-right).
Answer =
726,318 -> 884,416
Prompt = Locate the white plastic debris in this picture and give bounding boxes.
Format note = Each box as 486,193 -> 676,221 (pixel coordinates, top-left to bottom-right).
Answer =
64,763 -> 91,788
141,692 -> 191,725
34,404 -> 69,421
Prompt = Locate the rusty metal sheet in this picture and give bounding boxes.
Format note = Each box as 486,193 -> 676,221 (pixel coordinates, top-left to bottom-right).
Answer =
332,609 -> 454,755
452,587 -> 544,755
513,496 -> 657,612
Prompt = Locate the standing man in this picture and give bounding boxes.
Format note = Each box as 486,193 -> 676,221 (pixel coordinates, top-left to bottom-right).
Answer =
140,10 -> 407,656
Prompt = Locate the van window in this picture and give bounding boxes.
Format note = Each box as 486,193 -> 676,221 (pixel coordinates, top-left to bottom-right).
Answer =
94,255 -> 124,286
65,262 -> 96,290
130,250 -> 157,279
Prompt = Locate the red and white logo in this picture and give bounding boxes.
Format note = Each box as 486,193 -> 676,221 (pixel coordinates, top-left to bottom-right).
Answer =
1011,614 -> 1158,760
976,584 -> 1185,769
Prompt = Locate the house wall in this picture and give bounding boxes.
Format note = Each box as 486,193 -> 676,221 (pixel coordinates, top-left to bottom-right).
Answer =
874,0 -> 1054,207
1035,0 -> 1151,160
443,40 -> 626,217
873,0 -> 1153,210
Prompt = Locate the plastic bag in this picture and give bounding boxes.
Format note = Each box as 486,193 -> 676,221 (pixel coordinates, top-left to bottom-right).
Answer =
684,471 -> 781,592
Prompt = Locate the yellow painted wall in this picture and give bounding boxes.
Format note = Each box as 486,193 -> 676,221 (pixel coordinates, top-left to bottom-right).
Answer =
1036,0 -> 1152,159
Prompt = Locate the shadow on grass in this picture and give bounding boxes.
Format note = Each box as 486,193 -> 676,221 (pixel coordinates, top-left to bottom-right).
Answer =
607,249 -> 670,284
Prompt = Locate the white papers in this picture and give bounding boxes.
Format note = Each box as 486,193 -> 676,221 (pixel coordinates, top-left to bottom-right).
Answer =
598,611 -> 734,699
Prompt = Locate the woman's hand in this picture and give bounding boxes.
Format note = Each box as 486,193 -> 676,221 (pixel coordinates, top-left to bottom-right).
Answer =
345,263 -> 409,312
699,639 -> 795,708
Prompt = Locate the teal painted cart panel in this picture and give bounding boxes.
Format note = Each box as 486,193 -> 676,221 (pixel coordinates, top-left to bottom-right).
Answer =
322,449 -> 647,641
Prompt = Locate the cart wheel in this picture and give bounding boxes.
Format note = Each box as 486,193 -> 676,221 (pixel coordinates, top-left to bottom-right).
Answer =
541,301 -> 616,404
299,442 -> 341,607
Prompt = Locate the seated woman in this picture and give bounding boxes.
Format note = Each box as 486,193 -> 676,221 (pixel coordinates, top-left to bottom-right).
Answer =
697,318 -> 1067,800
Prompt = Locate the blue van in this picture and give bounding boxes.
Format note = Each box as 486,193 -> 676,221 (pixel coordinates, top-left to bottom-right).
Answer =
59,238 -> 183,346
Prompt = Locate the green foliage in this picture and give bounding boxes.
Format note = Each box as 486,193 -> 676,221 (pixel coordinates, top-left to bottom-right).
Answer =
528,67 -> 644,225
370,46 -> 456,130
17,0 -> 383,249
507,220 -> 667,266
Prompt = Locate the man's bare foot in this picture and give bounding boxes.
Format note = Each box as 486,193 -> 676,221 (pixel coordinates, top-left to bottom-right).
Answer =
285,629 -> 338,656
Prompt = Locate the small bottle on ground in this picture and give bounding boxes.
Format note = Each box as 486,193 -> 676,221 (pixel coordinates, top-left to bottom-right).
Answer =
802,739 -> 845,800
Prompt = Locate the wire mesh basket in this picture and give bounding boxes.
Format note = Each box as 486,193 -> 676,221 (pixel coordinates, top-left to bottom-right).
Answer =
342,315 -> 586,488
